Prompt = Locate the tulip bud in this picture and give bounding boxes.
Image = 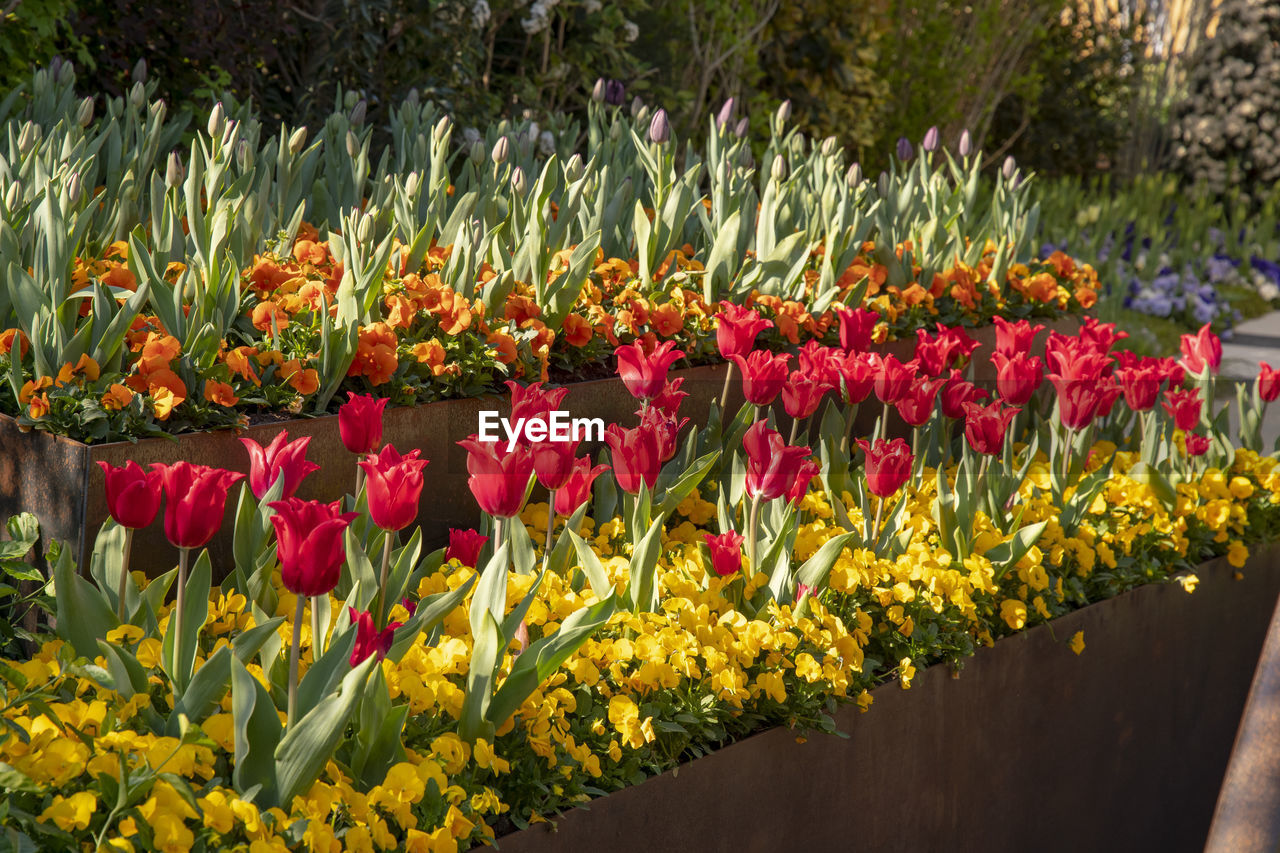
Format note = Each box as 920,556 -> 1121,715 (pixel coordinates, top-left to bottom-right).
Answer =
896,136 -> 913,161
511,166 -> 527,195
405,170 -> 420,196
610,121 -> 623,141
407,87 -> 420,105
433,114 -> 451,144
462,126 -> 481,145
847,162 -> 862,187
738,147 -> 754,169
716,97 -> 735,129
469,139 -> 485,164
491,135 -> 510,164
131,58 -> 148,84
345,130 -> 359,158
821,135 -> 837,156
48,56 -> 62,80
76,96 -> 94,127
592,77 -> 606,102
166,152 -> 185,189
526,122 -> 540,146
220,119 -> 238,149
5,181 -> 21,211
734,117 -> 749,138
877,171 -> 889,196
635,105 -> 650,127
471,218 -> 484,246
771,155 -> 788,183
775,99 -> 792,126
17,121 -> 37,155
630,96 -> 644,117
958,129 -> 972,158
208,102 -> 225,139
349,99 -> 367,125
150,101 -> 166,124
357,212 -> 374,243
922,125 -> 939,152
343,90 -> 358,110
236,140 -> 252,171
565,153 -> 584,181
66,172 -> 81,205
288,125 -> 308,155
648,108 -> 670,144
1002,155 -> 1017,179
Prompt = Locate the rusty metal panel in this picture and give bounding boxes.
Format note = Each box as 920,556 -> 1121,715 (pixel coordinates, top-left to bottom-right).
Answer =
492,546 -> 1279,853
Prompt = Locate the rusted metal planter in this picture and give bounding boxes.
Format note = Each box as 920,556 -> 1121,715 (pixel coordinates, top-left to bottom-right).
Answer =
490,545 -> 1280,853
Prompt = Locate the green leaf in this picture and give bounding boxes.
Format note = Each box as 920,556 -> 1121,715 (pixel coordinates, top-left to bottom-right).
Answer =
387,574 -> 475,663
627,515 -> 666,614
174,645 -> 231,723
459,610 -> 502,743
95,640 -> 149,700
162,550 -> 212,692
230,656 -> 280,802
792,532 -> 857,597
657,450 -> 720,518
984,521 -> 1049,577
295,627 -> 358,721
52,543 -> 117,659
566,530 -> 615,601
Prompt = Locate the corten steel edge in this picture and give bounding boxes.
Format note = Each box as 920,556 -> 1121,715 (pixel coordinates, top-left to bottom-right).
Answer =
487,545 -> 1280,853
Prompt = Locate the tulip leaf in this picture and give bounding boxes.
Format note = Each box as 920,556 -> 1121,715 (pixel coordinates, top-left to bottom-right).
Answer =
386,527 -> 423,606
89,519 -> 137,618
275,656 -> 375,807
134,568 -> 176,635
487,594 -> 617,729
793,532 -> 858,597
502,568 -> 547,639
230,655 -> 280,802
1127,462 -> 1176,512
295,626 -> 358,721
471,542 -> 511,642
986,521 -> 1049,578
387,573 -> 475,663
343,528 -> 379,612
349,665 -> 407,787
567,529 -> 615,602
460,610 -> 502,743
96,639 -> 149,700
547,504 -> 588,579
173,645 -> 231,725
627,514 -> 667,614
52,543 -> 117,660
657,450 -> 720,518
162,550 -> 211,693
508,516 -> 537,577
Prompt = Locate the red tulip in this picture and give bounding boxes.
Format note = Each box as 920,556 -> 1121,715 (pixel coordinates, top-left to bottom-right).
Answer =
1044,332 -> 1111,382
786,459 -> 821,505
97,460 -> 163,529
1162,389 -> 1202,432
914,324 -> 975,375
731,350 -> 791,406
338,392 -> 389,455
831,351 -> 876,404
358,445 -> 429,531
651,377 -> 689,417
704,531 -> 745,577
445,528 -> 488,569
241,430 -> 320,500
603,423 -> 663,495
507,380 -> 569,424
895,378 -> 943,427
348,607 -> 400,666
155,462 -> 245,549
1179,323 -> 1221,376
992,352 -> 1043,406
743,420 -> 813,501
615,340 -> 684,401
1115,361 -> 1165,411
554,457 -> 611,516
1049,376 -> 1104,431
1260,363 -> 1280,403
939,370 -> 987,420
532,437 -> 580,491
797,341 -> 840,384
638,406 -> 688,463
1160,357 -> 1186,388
1095,379 -> 1124,419
268,498 -> 359,597
835,306 -> 880,353
456,436 -> 535,518
1077,316 -> 1127,352
715,303 -> 773,360
962,400 -> 1019,456
1185,432 -> 1211,457
873,354 -> 916,405
993,316 -> 1044,359
782,371 -> 831,419
856,438 -> 913,498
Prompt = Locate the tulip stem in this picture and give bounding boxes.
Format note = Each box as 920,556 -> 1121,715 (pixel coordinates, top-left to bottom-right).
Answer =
174,547 -> 189,659
788,418 -> 800,445
118,527 -> 134,621
544,494 -> 557,562
878,401 -> 890,443
376,531 -> 394,631
311,595 -> 324,659
354,466 -> 366,505
287,594 -> 304,732
719,362 -> 735,416
840,403 -> 858,458
747,494 -> 762,578
872,496 -> 884,545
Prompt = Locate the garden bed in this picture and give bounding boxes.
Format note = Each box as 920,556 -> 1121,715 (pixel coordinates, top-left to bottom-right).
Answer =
491,544 -> 1279,853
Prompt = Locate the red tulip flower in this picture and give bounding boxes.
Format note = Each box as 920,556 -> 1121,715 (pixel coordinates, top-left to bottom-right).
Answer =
456,436 -> 535,518
873,354 -> 915,405
269,498 -> 359,597
992,352 -> 1043,406
1077,316 -> 1128,352
704,530 -> 745,577
97,460 -> 163,530
507,380 -> 569,424
638,406 -> 688,463
241,430 -> 320,500
786,459 -> 821,506
445,528 -> 489,569
743,421 -> 813,501
615,340 -> 685,401
835,306 -> 880,353
532,437 -> 580,491
1163,388 -> 1202,432
1260,362 -> 1280,402
1095,379 -> 1124,419
914,325 -> 975,376
797,341 -> 840,384
1179,323 -> 1222,376
856,438 -> 913,498
939,370 -> 987,420
338,392 -> 389,455
962,400 -> 1019,456
349,607 -> 400,666
731,350 -> 791,406
895,378 -> 943,427
1044,332 -> 1111,382
993,316 -> 1044,359
554,457 -> 611,516
1160,357 -> 1186,388
715,303 -> 773,360
358,445 -> 429,531
1049,376 -> 1105,431
604,423 -> 663,495
156,461 -> 245,549
1115,361 -> 1165,411
1185,432 -> 1211,457
832,351 -> 877,404
651,377 -> 689,417
782,371 -> 831,419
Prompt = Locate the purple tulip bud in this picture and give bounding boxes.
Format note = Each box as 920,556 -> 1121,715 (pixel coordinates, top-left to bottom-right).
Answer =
649,108 -> 671,144
896,137 -> 913,162
605,80 -> 625,106
716,98 -> 735,129
958,129 -> 972,158
922,126 -> 939,152
734,117 -> 750,138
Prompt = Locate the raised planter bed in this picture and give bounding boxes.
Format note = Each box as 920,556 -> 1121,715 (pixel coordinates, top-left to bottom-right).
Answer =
489,544 -> 1280,853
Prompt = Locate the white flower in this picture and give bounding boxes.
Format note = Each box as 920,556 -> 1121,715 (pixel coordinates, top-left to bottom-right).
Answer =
471,0 -> 490,28
622,20 -> 639,42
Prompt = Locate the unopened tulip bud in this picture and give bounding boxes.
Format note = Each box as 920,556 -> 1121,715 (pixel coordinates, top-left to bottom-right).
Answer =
5,181 -> 21,210
349,99 -> 367,125
66,172 -> 81,205
208,102 -> 225,139
821,135 -> 837,156
877,171 -> 889,196
346,130 -> 359,158
491,135 -> 510,164
288,125 -> 308,155
738,148 -> 754,169
17,122 -> 37,155
716,98 -> 735,129
131,58 -> 147,84
76,96 -> 94,127
734,117 -> 749,138
511,166 -> 527,194
1002,155 -> 1017,179
635,105 -> 650,127
166,152 -> 184,188
958,129 -> 972,158
775,99 -> 792,126
591,77 -> 606,102
630,96 -> 644,116
406,87 -> 420,105
433,115 -> 451,144
48,56 -> 62,80
771,155 -> 788,182
463,126 -> 481,145
343,90 -> 358,110
896,136 -> 913,161
58,60 -> 75,86
648,108 -> 670,144
405,171 -> 420,196
357,212 -> 373,243
610,121 -> 623,141
566,153 -> 584,181
469,139 -> 485,164
922,125 -> 939,152
150,101 -> 166,124
847,162 -> 862,187
236,140 -> 252,171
